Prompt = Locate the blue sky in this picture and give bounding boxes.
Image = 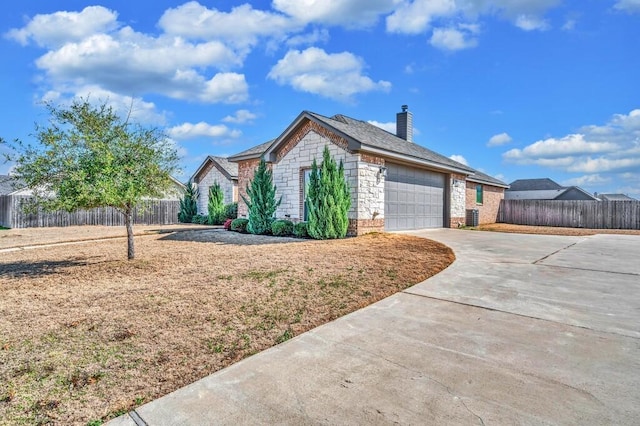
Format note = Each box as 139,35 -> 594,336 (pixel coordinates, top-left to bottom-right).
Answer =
1,0 -> 639,197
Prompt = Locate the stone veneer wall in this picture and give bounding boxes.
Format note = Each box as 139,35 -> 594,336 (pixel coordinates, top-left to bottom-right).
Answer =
449,173 -> 467,228
465,182 -> 505,225
194,162 -> 237,215
272,130 -> 358,222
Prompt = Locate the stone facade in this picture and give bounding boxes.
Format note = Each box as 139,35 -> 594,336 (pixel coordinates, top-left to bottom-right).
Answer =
194,162 -> 237,216
449,173 -> 467,228
235,128 -> 386,235
465,182 -> 505,225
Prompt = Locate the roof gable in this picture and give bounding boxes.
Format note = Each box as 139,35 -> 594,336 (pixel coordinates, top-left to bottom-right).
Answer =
191,156 -> 238,182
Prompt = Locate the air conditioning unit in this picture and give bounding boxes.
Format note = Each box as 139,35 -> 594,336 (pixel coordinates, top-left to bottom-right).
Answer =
466,209 -> 479,227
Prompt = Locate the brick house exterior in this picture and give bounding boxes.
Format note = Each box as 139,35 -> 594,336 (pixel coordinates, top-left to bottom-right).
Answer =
466,177 -> 506,225
228,108 -> 508,234
190,156 -> 238,215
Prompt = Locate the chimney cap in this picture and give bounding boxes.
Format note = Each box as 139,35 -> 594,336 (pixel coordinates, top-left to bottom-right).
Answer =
401,105 -> 409,112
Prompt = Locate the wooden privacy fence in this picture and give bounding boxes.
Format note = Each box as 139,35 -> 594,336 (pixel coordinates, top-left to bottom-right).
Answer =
498,200 -> 640,229
0,195 -> 180,228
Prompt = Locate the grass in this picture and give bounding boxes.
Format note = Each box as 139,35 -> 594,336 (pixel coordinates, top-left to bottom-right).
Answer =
0,228 -> 454,425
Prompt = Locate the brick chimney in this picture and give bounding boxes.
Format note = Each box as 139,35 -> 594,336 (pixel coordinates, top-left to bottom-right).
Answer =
396,105 -> 413,142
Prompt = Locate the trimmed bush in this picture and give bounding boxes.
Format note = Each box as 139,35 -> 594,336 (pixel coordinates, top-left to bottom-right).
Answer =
293,221 -> 309,238
178,180 -> 198,223
207,182 -> 226,225
271,219 -> 294,236
242,158 -> 281,235
192,214 -> 209,224
223,218 -> 233,230
224,202 -> 238,220
306,146 -> 351,239
231,218 -> 249,233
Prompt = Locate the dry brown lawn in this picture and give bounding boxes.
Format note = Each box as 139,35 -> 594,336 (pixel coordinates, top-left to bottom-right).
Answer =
475,223 -> 640,236
0,227 -> 454,425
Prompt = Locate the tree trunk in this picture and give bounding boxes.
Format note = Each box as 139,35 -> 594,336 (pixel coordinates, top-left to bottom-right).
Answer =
125,207 -> 135,260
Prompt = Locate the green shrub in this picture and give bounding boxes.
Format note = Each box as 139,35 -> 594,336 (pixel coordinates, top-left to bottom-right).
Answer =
178,180 -> 198,223
242,158 -> 281,235
306,146 -> 351,239
231,218 -> 249,233
293,221 -> 309,238
271,219 -> 294,236
192,214 -> 209,224
207,182 -> 226,225
224,202 -> 238,220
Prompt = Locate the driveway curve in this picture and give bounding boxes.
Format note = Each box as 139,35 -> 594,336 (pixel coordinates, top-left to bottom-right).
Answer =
110,229 -> 640,426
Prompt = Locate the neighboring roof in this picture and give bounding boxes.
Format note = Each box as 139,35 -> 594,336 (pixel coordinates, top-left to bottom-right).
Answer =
191,155 -> 239,182
228,140 -> 275,162
508,178 -> 563,191
598,193 -> 637,201
505,186 -> 598,201
0,175 -> 27,195
467,170 -> 510,188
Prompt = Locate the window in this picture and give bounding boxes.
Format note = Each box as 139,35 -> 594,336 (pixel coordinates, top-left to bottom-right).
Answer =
302,169 -> 312,221
476,184 -> 483,204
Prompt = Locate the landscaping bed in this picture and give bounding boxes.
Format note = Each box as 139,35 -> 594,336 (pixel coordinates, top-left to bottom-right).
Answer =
0,228 -> 454,425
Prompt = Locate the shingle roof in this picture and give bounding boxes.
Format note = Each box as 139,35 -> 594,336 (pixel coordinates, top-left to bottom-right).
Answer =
307,112 -> 476,173
208,156 -> 238,179
0,175 -> 26,195
228,111 -> 509,188
466,169 -> 509,188
508,178 -> 562,191
228,140 -> 275,161
598,193 -> 637,201
504,189 -> 567,200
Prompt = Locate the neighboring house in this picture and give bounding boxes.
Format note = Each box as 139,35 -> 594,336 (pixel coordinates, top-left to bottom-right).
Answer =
227,106 -> 508,234
0,174 -> 186,199
190,156 -> 238,215
597,193 -> 638,201
505,178 -> 598,201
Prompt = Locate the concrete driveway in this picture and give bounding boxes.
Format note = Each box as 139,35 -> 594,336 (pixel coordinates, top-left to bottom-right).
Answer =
110,229 -> 640,425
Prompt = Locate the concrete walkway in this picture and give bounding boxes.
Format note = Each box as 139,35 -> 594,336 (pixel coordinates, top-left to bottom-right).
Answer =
109,229 -> 640,425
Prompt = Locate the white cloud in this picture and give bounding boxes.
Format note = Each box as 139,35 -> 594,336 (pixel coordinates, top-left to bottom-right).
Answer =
168,122 -> 241,140
503,134 -> 618,161
487,132 -> 512,147
614,0 -> 640,13
449,154 -> 468,165
514,15 -> 550,31
8,7 -> 250,108
562,19 -> 576,31
503,109 -> 640,176
268,47 -> 391,102
368,120 -> 396,133
286,29 -> 330,47
5,6 -> 119,48
274,0 -> 398,28
158,2 -> 297,49
430,26 -> 478,51
562,174 -> 611,187
387,0 -> 456,34
223,109 -> 257,124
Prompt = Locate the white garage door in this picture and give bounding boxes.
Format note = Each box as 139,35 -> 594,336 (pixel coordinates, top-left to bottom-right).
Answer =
384,163 -> 445,231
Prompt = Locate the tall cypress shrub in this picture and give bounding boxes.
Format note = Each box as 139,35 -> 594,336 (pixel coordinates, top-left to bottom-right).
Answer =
207,181 -> 225,224
178,180 -> 199,223
306,146 -> 351,239
242,158 -> 281,235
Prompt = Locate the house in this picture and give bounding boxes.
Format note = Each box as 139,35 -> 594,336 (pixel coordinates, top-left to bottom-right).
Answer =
227,106 -> 508,234
505,178 -> 598,201
190,156 -> 238,215
597,193 -> 638,201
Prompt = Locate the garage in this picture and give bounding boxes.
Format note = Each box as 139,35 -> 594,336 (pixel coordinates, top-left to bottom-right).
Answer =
384,163 -> 445,231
